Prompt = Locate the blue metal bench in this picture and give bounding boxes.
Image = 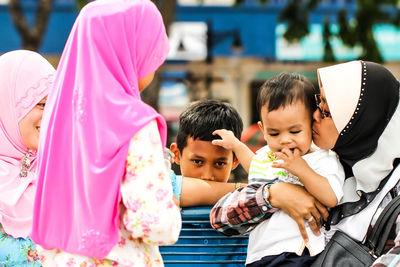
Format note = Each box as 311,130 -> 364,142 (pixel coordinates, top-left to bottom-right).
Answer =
160,206 -> 248,266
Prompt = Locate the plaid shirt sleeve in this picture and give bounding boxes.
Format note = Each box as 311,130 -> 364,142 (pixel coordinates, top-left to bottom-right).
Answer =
210,183 -> 278,236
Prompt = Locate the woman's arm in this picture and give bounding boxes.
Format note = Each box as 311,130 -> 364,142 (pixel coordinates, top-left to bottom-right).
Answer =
121,120 -> 181,245
180,177 -> 246,207
210,182 -> 328,241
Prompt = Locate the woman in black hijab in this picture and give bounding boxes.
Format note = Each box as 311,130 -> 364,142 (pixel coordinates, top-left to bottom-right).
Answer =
313,60 -> 400,244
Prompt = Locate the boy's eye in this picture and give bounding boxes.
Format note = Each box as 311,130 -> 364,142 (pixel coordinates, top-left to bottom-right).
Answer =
268,133 -> 279,137
290,130 -> 301,134
37,103 -> 46,108
191,159 -> 203,165
215,162 -> 227,167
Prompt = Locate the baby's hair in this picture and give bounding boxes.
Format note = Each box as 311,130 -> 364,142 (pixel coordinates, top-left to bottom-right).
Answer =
176,99 -> 243,153
256,72 -> 317,118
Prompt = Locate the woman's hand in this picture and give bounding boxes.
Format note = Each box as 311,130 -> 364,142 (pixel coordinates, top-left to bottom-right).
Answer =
269,182 -> 329,242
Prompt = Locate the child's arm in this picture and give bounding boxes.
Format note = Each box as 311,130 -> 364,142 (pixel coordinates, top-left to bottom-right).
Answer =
180,177 -> 246,207
212,129 -> 255,173
272,148 -> 338,208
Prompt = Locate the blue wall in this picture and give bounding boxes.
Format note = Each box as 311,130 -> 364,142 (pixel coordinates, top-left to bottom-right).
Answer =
0,1 -> 356,58
175,2 -> 355,60
0,2 -> 77,53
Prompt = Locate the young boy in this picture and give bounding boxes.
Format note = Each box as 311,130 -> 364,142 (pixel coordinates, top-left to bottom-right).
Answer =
211,73 -> 345,266
169,99 -> 251,207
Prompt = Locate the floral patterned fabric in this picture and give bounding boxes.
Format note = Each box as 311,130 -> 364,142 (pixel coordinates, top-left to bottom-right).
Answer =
37,120 -> 182,267
0,224 -> 41,266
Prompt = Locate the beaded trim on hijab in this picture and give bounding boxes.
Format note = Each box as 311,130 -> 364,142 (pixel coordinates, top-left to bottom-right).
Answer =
340,61 -> 366,136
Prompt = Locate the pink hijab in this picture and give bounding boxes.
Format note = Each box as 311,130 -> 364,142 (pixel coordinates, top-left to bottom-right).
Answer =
32,0 -> 169,259
0,50 -> 55,238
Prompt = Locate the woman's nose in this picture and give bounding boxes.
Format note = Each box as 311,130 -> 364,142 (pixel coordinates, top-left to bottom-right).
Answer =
313,109 -> 321,122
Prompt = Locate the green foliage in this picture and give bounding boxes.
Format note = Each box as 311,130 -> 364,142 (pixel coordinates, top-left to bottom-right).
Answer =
277,0 -> 400,63
336,0 -> 400,62
323,18 -> 335,62
76,0 -> 90,10
337,9 -> 356,47
234,0 -> 246,6
306,0 -> 320,9
278,1 -> 311,43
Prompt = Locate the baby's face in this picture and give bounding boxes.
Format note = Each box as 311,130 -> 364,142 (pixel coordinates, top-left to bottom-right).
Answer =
258,101 -> 313,156
171,137 -> 238,183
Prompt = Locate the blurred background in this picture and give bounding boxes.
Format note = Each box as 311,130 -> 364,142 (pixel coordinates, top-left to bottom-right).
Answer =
2,0 -> 400,181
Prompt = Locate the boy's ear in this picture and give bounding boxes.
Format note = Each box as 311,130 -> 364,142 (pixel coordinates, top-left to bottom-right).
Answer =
231,155 -> 240,171
169,143 -> 181,165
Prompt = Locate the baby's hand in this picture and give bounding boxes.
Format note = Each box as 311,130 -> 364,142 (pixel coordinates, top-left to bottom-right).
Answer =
212,129 -> 240,150
272,148 -> 307,176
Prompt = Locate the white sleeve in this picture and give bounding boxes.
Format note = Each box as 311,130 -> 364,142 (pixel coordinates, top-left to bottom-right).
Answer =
313,151 -> 345,202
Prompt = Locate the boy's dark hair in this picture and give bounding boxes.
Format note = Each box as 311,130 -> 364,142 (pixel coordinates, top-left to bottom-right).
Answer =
256,72 -> 317,119
177,99 -> 243,152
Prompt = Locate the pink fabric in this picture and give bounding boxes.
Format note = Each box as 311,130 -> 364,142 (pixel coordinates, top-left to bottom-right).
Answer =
0,50 -> 55,238
32,0 -> 169,259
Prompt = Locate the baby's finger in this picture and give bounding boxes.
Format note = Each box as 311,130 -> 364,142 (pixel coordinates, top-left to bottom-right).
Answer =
293,148 -> 301,157
211,139 -> 224,147
212,129 -> 223,136
280,148 -> 292,157
274,152 -> 284,159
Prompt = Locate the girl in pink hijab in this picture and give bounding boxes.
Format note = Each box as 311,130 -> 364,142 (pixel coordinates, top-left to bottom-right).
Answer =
31,0 -> 182,265
0,50 -> 55,266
